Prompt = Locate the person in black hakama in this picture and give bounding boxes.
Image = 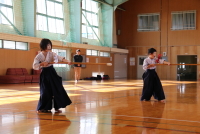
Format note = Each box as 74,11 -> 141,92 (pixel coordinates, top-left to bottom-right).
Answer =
33,38 -> 72,113
141,48 -> 170,102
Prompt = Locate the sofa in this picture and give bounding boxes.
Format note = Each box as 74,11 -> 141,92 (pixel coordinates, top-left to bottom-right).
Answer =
0,75 -> 25,84
32,69 -> 41,83
0,68 -> 40,84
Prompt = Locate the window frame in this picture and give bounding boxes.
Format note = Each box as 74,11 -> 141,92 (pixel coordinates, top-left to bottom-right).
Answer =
36,0 -> 65,34
100,51 -> 110,57
86,49 -> 99,56
137,13 -> 160,32
0,40 -> 29,51
171,10 -> 196,31
52,48 -> 67,67
15,41 -> 29,50
0,2 -> 14,25
81,0 -> 99,39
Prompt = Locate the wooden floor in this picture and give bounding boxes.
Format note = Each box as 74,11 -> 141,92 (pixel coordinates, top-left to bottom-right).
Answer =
0,80 -> 200,134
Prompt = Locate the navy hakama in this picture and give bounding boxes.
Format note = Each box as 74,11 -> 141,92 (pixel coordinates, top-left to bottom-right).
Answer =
37,65 -> 72,111
141,69 -> 165,101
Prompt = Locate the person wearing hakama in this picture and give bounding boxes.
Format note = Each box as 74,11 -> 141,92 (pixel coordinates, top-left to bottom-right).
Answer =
141,48 -> 170,102
33,38 -> 72,113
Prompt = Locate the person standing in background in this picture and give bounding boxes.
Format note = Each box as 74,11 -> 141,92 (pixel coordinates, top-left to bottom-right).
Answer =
74,49 -> 83,84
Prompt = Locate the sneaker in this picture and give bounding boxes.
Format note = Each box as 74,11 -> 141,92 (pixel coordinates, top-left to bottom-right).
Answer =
75,80 -> 77,84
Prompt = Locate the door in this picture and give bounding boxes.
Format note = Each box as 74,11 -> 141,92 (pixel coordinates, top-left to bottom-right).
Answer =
177,55 -> 197,81
114,54 -> 127,79
137,56 -> 147,79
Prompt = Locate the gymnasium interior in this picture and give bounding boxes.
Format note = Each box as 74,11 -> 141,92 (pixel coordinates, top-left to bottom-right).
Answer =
1,0 -> 200,133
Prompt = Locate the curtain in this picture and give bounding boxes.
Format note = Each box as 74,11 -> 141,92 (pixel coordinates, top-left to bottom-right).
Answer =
138,14 -> 159,31
172,11 -> 195,30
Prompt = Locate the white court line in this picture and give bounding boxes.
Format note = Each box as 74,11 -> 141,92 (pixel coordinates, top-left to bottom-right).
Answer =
1,110 -> 199,126
65,111 -> 200,124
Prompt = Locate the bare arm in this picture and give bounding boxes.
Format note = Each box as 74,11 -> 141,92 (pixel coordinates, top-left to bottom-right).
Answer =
33,57 -> 48,70
163,61 -> 170,65
53,52 -> 71,65
62,58 -> 71,65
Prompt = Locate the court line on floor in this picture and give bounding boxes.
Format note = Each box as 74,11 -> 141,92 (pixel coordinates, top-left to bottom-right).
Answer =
26,117 -> 200,133
0,93 -> 197,125
1,109 -> 200,132
2,110 -> 199,130
1,84 -> 199,125
71,94 -> 140,105
27,112 -> 200,129
65,111 -> 200,124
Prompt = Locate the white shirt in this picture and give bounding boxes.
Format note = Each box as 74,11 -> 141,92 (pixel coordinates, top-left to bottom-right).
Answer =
143,57 -> 165,70
33,51 -> 64,70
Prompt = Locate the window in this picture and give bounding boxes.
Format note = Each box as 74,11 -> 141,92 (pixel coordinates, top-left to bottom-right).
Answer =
36,0 -> 64,34
0,0 -> 13,25
100,52 -> 110,57
2,40 -> 28,50
138,14 -> 159,31
52,49 -> 66,67
86,49 -> 98,56
82,0 -> 99,39
92,72 -> 104,77
16,42 -> 28,50
3,40 -> 15,49
171,11 -> 196,30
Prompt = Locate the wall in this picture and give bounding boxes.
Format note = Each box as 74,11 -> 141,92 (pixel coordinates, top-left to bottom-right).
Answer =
0,42 -> 114,80
115,0 -> 200,80
0,43 -> 39,75
127,46 -> 200,80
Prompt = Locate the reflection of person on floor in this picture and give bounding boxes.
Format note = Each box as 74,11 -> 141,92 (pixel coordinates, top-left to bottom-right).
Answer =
74,49 -> 83,84
33,38 -> 72,113
36,113 -> 71,133
141,48 -> 170,102
141,102 -> 165,134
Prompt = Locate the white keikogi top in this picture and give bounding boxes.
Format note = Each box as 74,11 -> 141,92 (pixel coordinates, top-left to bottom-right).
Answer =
33,51 -> 64,70
143,57 -> 165,70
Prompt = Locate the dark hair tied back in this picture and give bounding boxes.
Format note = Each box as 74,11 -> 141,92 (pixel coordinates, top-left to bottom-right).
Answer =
40,38 -> 52,51
148,48 -> 157,54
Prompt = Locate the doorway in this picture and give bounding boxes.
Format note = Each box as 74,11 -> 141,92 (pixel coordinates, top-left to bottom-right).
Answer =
177,55 -> 197,81
114,54 -> 127,79
137,56 -> 147,79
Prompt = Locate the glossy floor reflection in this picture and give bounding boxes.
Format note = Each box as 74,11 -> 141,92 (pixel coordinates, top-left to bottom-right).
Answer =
0,80 -> 200,134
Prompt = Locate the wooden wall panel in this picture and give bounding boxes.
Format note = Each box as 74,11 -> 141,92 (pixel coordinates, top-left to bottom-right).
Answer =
127,45 -> 200,80
116,0 -> 200,80
0,44 -> 114,80
116,0 -> 200,48
0,43 -> 39,75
